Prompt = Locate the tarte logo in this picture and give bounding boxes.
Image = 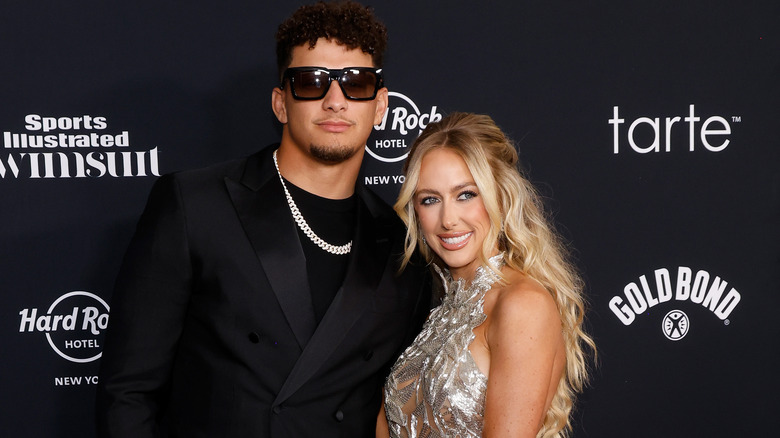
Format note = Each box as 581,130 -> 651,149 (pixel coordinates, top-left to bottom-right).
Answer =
609,104 -> 739,154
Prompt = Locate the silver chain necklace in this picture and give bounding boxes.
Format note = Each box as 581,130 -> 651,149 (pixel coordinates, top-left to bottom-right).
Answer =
273,149 -> 352,255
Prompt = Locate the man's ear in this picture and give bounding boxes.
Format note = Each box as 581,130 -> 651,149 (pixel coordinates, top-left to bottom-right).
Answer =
272,87 -> 287,124
373,87 -> 389,126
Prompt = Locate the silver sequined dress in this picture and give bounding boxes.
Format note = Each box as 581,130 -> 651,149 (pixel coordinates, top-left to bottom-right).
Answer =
384,255 -> 504,438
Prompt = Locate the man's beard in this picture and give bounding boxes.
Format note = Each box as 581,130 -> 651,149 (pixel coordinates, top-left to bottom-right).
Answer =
309,143 -> 359,164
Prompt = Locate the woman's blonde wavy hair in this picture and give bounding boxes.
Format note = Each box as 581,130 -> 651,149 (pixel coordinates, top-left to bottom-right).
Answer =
394,112 -> 595,438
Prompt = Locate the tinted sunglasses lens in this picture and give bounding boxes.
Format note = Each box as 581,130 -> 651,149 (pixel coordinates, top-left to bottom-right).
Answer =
291,70 -> 329,99
340,69 -> 378,99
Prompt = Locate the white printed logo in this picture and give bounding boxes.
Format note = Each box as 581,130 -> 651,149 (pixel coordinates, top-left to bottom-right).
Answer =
609,104 -> 740,154
367,92 -> 441,163
609,266 -> 740,326
609,267 -> 740,341
662,310 -> 689,341
19,291 -> 110,363
1,113 -> 161,179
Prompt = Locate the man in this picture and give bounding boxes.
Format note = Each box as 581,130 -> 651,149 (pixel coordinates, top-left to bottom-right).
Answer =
96,2 -> 429,437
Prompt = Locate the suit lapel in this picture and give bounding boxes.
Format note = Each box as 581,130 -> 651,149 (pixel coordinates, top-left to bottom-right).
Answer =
225,148 -> 317,349
273,188 -> 393,405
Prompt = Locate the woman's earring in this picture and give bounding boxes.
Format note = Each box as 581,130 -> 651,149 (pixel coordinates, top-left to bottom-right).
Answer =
421,236 -> 427,245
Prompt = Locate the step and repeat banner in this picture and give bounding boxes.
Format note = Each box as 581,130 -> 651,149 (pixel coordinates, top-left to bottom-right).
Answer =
2,1 -> 778,436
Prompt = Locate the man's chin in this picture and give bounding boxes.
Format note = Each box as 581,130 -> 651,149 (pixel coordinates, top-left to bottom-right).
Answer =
309,144 -> 360,164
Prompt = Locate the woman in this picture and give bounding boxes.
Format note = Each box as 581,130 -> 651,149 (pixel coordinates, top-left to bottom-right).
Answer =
378,113 -> 595,438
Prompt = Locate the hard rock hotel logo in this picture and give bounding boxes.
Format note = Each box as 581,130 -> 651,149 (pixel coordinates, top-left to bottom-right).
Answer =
367,91 -> 442,164
18,290 -> 110,364
1,114 -> 160,179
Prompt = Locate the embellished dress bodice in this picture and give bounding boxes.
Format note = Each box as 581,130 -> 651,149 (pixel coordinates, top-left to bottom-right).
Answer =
384,255 -> 503,438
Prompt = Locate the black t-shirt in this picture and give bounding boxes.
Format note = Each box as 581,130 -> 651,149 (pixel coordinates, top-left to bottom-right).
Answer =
283,178 -> 357,324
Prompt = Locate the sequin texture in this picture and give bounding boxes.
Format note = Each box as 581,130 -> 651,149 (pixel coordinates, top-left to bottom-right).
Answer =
384,255 -> 504,438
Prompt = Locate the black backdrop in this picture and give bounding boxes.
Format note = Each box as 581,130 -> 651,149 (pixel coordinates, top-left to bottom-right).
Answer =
2,1 -> 778,436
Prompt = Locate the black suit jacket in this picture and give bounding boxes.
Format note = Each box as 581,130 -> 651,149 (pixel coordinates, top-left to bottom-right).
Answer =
96,146 -> 429,437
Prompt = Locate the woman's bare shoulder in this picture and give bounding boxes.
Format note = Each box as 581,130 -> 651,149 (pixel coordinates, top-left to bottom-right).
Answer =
488,269 -> 561,338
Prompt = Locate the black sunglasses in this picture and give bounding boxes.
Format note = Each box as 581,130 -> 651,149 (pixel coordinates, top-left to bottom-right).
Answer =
280,67 -> 384,101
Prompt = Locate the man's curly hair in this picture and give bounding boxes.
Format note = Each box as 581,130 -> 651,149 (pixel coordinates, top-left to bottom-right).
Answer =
275,1 -> 388,81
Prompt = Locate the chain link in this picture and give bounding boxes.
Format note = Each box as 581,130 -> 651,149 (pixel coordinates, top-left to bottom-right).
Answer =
273,149 -> 352,255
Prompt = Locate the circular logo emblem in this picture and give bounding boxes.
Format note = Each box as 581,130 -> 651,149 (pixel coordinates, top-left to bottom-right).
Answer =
366,91 -> 441,163
43,291 -> 110,363
662,309 -> 689,341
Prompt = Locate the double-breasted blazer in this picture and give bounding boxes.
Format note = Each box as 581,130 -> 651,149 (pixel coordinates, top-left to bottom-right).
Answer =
97,145 -> 430,437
